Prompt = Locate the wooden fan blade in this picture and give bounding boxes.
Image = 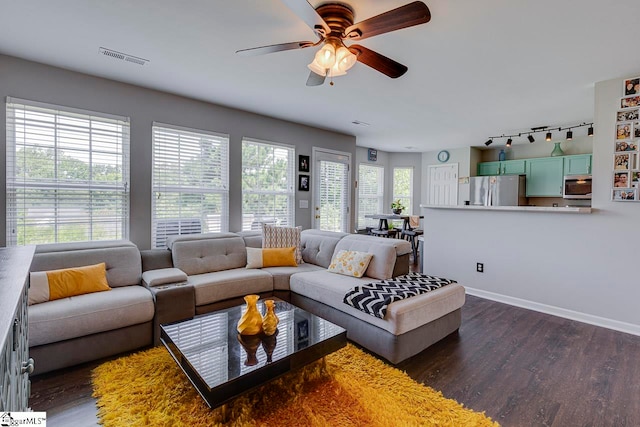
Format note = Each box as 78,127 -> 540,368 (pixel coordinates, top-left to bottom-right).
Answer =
236,41 -> 316,56
349,45 -> 408,78
281,0 -> 330,38
306,70 -> 326,86
343,1 -> 431,41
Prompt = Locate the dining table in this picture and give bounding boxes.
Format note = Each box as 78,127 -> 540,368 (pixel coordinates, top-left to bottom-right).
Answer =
364,214 -> 417,231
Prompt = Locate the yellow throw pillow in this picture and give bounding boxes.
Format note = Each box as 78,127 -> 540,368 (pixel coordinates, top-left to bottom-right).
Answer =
328,250 -> 373,278
28,263 -> 111,305
246,247 -> 298,269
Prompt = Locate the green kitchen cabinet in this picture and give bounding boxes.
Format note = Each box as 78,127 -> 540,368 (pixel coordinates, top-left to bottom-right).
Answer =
477,159 -> 526,176
563,154 -> 592,175
502,159 -> 526,175
478,161 -> 501,176
526,157 -> 564,197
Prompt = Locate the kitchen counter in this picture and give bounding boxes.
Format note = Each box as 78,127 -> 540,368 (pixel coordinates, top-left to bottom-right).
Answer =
420,204 -> 592,214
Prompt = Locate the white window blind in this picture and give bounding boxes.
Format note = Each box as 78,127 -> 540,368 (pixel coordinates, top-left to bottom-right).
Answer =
393,167 -> 413,214
152,123 -> 229,248
318,159 -> 350,232
241,138 -> 294,230
358,164 -> 384,230
6,98 -> 130,246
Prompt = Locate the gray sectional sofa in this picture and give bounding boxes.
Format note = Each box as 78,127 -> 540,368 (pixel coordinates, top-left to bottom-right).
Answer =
27,229 -> 465,374
28,241 -> 154,374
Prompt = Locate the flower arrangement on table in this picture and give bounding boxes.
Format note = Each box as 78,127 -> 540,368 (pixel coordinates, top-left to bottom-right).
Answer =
391,199 -> 406,214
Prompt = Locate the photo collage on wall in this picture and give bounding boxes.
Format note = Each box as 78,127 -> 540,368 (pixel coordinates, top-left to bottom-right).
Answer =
614,76 -> 640,201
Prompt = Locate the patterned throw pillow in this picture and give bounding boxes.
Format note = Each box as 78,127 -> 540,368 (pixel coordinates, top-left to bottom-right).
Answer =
262,224 -> 304,264
328,250 -> 373,278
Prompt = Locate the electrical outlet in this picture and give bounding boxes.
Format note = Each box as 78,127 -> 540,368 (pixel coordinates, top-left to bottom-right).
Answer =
476,262 -> 484,273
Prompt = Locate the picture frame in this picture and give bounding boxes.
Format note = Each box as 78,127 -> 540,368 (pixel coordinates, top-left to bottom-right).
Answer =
368,148 -> 377,162
613,188 -> 636,201
620,96 -> 640,109
635,122 -> 640,139
617,109 -> 639,121
614,171 -> 630,188
616,123 -> 631,139
298,174 -> 310,191
296,319 -> 309,340
614,153 -> 630,170
632,171 -> 640,183
298,155 -> 309,172
615,141 -> 633,152
624,77 -> 640,96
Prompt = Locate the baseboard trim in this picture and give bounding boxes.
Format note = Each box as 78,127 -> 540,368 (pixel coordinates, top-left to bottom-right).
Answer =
465,287 -> 640,337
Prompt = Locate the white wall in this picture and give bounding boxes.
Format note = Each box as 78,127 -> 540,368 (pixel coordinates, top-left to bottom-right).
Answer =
0,55 -> 356,249
421,73 -> 640,334
422,147 -> 471,205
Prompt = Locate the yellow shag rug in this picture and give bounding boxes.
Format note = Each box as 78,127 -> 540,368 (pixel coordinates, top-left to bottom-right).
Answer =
93,344 -> 498,427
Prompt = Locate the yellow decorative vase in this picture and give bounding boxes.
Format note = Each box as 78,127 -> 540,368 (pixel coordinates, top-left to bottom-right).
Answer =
262,299 -> 280,336
237,295 -> 263,335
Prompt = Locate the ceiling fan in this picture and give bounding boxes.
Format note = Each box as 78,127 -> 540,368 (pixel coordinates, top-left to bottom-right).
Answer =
236,0 -> 431,86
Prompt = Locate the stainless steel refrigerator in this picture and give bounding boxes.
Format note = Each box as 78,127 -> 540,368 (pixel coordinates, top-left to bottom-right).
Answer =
469,175 -> 527,206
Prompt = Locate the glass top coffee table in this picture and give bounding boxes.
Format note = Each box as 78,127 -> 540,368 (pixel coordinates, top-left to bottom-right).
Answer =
161,299 -> 347,409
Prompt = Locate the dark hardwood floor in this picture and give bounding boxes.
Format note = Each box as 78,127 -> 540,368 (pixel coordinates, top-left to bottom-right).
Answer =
29,260 -> 640,426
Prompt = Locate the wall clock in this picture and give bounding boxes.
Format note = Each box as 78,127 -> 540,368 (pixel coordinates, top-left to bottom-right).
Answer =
437,150 -> 450,163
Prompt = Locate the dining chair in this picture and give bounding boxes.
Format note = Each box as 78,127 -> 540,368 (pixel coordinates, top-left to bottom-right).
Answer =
400,215 -> 423,260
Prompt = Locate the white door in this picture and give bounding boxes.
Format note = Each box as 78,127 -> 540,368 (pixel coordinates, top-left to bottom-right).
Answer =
312,148 -> 351,232
427,164 -> 458,205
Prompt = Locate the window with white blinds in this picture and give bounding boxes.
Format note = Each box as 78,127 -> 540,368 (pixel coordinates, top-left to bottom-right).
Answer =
357,164 -> 384,230
241,138 -> 295,230
5,98 -> 130,246
393,167 -> 413,214
318,158 -> 350,232
152,123 -> 229,248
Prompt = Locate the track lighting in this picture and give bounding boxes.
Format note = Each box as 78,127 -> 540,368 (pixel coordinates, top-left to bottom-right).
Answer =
484,122 -> 593,147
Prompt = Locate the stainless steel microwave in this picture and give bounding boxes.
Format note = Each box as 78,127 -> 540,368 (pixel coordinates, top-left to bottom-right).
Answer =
563,175 -> 592,199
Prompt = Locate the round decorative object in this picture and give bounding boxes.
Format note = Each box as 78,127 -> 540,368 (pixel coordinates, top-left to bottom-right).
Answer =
392,208 -> 402,215
437,150 -> 450,163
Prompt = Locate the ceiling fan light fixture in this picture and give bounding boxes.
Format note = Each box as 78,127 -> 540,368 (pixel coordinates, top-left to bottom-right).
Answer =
335,46 -> 357,72
307,61 -> 327,76
313,43 -> 336,69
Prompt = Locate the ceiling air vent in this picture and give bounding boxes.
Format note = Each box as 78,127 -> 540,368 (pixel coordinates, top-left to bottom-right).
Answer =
99,47 -> 149,66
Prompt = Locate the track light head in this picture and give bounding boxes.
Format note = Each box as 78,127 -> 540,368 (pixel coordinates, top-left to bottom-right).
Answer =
485,139 -> 493,146
506,138 -> 512,147
588,126 -> 594,136
527,135 -> 535,143
546,132 -> 552,141
566,130 -> 573,140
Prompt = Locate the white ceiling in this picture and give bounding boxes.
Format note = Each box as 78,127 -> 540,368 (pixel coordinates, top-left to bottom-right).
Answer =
1,0 -> 640,152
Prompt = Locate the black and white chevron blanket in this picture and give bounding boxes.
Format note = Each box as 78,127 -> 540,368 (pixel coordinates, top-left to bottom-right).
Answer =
343,272 -> 456,319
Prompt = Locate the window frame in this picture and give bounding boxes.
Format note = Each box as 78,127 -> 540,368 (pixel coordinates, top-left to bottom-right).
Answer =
392,166 -> 414,214
5,97 -> 130,246
357,163 -> 385,230
151,122 -> 230,248
241,137 -> 295,230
